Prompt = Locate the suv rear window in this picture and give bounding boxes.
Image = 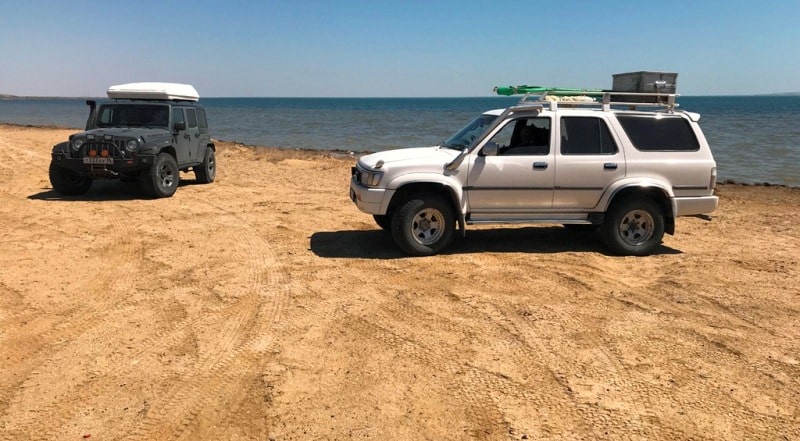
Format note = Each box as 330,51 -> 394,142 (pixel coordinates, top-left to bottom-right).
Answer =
617,115 -> 700,151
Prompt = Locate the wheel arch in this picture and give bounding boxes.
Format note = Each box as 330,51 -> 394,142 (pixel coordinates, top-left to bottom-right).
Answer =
606,184 -> 675,235
388,181 -> 461,215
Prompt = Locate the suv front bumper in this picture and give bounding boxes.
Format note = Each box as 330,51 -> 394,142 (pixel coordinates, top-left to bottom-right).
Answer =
350,179 -> 394,215
51,152 -> 156,178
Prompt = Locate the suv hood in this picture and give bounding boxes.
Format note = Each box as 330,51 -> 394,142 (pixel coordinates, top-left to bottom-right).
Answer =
74,127 -> 172,144
76,127 -> 171,142
359,146 -> 460,170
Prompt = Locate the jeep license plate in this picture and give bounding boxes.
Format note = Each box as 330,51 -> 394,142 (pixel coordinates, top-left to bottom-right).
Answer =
83,157 -> 114,165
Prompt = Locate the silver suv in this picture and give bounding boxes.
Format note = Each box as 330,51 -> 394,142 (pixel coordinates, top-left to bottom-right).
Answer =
350,88 -> 718,256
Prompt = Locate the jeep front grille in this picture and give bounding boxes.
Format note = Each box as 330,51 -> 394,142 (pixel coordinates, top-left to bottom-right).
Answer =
79,141 -> 126,159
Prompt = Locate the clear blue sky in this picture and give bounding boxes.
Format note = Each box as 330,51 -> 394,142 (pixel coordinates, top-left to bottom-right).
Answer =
1,0 -> 798,97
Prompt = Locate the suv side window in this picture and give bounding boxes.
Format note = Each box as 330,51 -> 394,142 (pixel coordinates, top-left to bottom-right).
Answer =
489,117 -> 550,156
617,115 -> 700,151
172,108 -> 185,127
196,109 -> 208,129
560,117 -> 617,155
186,108 -> 198,129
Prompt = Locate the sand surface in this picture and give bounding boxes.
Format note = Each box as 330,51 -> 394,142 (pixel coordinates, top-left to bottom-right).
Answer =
0,124 -> 798,440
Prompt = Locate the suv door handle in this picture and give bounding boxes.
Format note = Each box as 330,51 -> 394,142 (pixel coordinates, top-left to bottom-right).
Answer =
604,162 -> 618,170
533,162 -> 548,170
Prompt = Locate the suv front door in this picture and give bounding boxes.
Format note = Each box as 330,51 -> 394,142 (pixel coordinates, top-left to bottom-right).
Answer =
466,117 -> 554,215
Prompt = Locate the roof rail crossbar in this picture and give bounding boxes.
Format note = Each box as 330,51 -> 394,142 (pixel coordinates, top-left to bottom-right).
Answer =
497,87 -> 679,112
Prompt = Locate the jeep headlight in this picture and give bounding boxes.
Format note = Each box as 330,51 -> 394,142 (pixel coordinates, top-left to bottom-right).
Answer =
360,169 -> 384,187
70,138 -> 84,152
126,138 -> 140,152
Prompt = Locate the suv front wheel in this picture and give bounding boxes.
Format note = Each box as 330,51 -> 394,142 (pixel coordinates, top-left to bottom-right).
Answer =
141,152 -> 180,198
49,162 -> 92,196
391,195 -> 455,256
601,197 -> 665,256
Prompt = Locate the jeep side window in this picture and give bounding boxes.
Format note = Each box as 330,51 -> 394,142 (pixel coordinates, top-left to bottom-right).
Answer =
560,117 -> 617,155
172,108 -> 185,129
196,109 -> 208,129
617,115 -> 700,151
490,117 -> 550,156
186,108 -> 198,129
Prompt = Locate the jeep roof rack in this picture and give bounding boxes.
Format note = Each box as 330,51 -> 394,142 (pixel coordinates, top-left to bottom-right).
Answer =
107,82 -> 200,102
494,85 -> 679,112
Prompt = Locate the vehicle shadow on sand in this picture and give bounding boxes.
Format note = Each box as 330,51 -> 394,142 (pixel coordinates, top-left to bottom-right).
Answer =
28,179 -> 205,202
309,226 -> 682,259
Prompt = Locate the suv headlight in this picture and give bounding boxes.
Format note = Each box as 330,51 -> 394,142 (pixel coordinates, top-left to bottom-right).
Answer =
70,138 -> 84,152
360,168 -> 384,187
126,138 -> 140,152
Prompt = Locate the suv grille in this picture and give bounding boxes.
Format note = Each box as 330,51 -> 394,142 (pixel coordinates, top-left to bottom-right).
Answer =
79,141 -> 126,158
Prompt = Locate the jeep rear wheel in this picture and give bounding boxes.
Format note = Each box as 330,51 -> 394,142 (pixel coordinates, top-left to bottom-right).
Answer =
194,147 -> 216,184
141,153 -> 179,198
601,197 -> 664,256
49,162 -> 92,196
391,195 -> 454,256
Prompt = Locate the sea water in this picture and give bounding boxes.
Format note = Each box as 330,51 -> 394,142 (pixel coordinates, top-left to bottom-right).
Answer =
1,95 -> 798,186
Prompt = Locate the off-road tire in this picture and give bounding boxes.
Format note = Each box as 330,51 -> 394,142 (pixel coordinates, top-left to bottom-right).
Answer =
194,146 -> 216,184
141,152 -> 179,198
601,197 -> 665,256
49,162 -> 92,196
391,194 -> 455,256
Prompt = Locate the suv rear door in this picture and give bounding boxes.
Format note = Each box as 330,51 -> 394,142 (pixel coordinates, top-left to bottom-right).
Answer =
553,115 -> 625,209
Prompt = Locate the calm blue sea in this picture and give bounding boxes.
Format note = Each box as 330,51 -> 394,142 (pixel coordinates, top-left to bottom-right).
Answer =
1,95 -> 798,186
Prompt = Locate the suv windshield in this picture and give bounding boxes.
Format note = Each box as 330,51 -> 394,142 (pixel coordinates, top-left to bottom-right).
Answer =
96,104 -> 170,128
442,114 -> 497,149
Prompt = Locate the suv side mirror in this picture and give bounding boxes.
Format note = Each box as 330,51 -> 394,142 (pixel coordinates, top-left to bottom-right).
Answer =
482,142 -> 499,156
173,121 -> 186,132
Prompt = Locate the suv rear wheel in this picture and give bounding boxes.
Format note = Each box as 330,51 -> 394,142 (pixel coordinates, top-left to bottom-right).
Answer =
194,147 -> 216,184
391,195 -> 454,256
601,197 -> 664,256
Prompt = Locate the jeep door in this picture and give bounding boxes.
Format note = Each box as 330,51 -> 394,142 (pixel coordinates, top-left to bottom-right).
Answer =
183,108 -> 204,163
553,115 -> 625,209
466,117 -> 554,214
172,107 -> 192,165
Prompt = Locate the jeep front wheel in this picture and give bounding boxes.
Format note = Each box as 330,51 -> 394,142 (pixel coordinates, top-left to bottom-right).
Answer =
49,162 -> 92,196
391,195 -> 454,256
141,153 -> 179,198
601,197 -> 664,256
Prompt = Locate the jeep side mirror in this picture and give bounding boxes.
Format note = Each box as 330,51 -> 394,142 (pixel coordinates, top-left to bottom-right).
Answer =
173,121 -> 186,132
482,142 -> 499,156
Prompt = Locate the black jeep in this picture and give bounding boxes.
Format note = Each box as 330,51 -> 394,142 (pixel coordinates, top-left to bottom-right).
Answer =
49,83 -> 216,198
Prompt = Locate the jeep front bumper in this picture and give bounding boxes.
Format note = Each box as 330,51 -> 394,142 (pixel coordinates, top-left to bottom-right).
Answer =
51,152 -> 157,178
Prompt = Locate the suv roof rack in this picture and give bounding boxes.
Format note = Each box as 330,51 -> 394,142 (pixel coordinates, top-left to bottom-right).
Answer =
494,85 -> 679,112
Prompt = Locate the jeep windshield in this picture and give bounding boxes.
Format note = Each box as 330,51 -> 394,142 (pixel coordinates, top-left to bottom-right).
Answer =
441,114 -> 497,149
96,104 -> 170,128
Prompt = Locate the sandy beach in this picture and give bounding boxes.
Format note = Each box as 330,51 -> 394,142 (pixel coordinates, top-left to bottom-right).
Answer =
0,123 -> 798,439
